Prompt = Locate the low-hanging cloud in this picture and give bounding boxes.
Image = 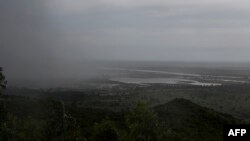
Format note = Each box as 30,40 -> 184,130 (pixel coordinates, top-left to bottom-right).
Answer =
44,0 -> 250,61
1,0 -> 250,86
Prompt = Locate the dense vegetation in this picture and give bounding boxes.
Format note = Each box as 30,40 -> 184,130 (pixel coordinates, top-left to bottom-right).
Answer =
0,68 -> 248,140
0,94 -> 243,141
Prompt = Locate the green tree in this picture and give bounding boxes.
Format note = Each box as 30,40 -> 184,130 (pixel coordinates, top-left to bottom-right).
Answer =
125,102 -> 160,141
44,99 -> 82,141
92,120 -> 119,141
0,67 -> 7,95
0,67 -> 8,140
44,99 -> 65,140
64,114 -> 81,141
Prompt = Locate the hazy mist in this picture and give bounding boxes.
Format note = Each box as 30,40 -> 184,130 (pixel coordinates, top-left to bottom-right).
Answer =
1,0 -> 250,85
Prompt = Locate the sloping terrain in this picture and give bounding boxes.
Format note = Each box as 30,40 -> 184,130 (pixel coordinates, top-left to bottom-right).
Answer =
155,98 -> 243,141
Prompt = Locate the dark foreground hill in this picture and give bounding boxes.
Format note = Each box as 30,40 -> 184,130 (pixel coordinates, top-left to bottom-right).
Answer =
0,95 -> 244,141
155,98 -> 243,141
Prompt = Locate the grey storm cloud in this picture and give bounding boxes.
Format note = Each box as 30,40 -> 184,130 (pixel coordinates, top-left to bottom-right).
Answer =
44,0 -> 250,61
0,0 -> 93,83
1,0 -> 250,85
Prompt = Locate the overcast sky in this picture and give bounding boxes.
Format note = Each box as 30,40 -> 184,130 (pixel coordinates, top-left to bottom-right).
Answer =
1,0 -> 250,81
47,0 -> 250,62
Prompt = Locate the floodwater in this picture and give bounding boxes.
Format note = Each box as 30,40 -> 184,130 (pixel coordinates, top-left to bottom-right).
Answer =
110,77 -> 221,86
102,67 -> 249,86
